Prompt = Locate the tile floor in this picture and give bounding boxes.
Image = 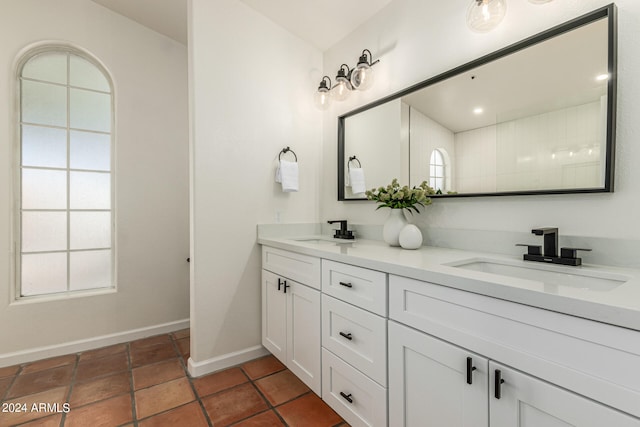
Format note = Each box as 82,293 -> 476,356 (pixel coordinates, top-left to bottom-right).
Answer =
0,330 -> 346,427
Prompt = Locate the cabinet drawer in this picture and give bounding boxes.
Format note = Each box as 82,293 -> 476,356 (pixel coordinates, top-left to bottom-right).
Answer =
322,295 -> 387,386
262,246 -> 320,289
322,348 -> 387,427
322,260 -> 387,315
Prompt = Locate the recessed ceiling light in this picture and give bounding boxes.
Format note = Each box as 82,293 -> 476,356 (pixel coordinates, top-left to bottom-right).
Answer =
473,107 -> 483,114
596,73 -> 609,81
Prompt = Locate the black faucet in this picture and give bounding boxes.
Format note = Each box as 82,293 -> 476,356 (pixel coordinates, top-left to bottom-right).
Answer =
532,227 -> 558,257
327,220 -> 354,240
517,227 -> 591,266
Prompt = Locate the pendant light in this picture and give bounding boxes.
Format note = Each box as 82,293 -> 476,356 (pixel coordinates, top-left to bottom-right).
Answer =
314,76 -> 332,110
331,64 -> 352,101
350,49 -> 379,91
466,0 -> 507,33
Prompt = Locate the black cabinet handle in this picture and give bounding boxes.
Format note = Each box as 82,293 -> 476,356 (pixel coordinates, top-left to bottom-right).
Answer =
340,392 -> 353,403
494,369 -> 505,399
277,278 -> 290,293
339,332 -> 353,341
466,357 -> 477,385
339,281 -> 353,288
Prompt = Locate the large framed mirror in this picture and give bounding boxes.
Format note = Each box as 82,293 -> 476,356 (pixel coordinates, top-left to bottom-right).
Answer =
338,4 -> 616,200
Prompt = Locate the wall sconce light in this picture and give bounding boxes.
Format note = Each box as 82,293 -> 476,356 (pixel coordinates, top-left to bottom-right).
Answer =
350,49 -> 380,91
314,49 -> 381,109
314,76 -> 332,110
466,0 -> 507,33
331,64 -> 353,101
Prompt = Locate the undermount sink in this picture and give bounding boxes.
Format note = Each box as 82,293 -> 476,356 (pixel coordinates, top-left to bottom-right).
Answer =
448,258 -> 628,292
291,237 -> 354,245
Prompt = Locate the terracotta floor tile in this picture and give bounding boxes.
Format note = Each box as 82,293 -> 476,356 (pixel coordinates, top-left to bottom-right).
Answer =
15,413 -> 62,426
175,337 -> 190,356
201,383 -> 268,426
79,343 -> 127,362
69,371 -> 131,407
193,367 -> 248,398
172,329 -> 190,340
276,393 -> 343,427
0,376 -> 13,398
64,394 -> 133,427
241,355 -> 285,380
130,342 -> 178,368
21,354 -> 76,375
0,364 -> 20,379
130,334 -> 172,350
75,352 -> 129,382
132,358 -> 185,390
7,365 -> 74,399
0,386 -> 68,426
135,377 -> 194,419
255,370 -> 310,405
232,409 -> 286,426
138,401 -> 208,427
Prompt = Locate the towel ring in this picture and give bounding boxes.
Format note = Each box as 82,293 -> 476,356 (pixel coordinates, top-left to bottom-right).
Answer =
348,155 -> 361,169
279,146 -> 297,162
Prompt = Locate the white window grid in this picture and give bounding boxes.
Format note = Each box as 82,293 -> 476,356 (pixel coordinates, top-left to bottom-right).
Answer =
429,149 -> 445,192
16,46 -> 115,298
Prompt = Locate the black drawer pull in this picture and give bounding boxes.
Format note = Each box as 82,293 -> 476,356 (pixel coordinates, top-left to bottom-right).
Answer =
340,392 -> 353,403
277,278 -> 282,291
494,369 -> 505,399
339,332 -> 353,341
339,281 -> 353,288
466,357 -> 477,385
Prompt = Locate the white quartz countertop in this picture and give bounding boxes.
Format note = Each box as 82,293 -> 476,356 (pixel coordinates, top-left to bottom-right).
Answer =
258,235 -> 640,332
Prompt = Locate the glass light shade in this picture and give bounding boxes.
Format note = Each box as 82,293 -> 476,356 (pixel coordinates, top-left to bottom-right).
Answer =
314,87 -> 331,110
350,63 -> 374,91
331,77 -> 352,101
529,0 -> 552,3
466,0 -> 507,33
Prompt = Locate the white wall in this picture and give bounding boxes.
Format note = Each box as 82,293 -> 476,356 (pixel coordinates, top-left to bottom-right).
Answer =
0,0 -> 189,360
454,101 -> 602,193
189,0 -> 322,369
321,0 -> 640,241
409,106 -> 455,192
344,99 -> 404,198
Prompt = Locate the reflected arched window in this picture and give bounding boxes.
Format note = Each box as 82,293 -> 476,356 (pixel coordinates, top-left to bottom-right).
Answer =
17,45 -> 114,297
429,149 -> 446,192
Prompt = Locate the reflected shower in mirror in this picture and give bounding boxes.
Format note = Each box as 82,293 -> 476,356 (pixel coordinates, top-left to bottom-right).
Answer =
338,5 -> 616,200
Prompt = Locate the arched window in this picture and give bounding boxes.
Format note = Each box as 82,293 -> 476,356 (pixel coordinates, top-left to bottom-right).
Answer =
429,149 -> 446,192
17,46 -> 114,297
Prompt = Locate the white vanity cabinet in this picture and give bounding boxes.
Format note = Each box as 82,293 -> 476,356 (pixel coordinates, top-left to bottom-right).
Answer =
388,274 -> 640,427
259,238 -> 640,427
321,260 -> 388,427
261,247 -> 321,395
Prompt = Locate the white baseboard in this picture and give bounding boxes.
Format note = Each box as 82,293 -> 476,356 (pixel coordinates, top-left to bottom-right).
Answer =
188,345 -> 270,377
0,319 -> 189,368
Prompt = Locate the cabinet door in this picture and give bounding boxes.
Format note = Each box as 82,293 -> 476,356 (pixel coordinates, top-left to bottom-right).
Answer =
489,362 -> 640,427
262,270 -> 287,363
287,280 -> 321,395
389,321 -> 489,427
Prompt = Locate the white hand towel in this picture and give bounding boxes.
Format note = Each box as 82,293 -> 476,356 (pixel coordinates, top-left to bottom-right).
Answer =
349,167 -> 367,194
278,160 -> 299,192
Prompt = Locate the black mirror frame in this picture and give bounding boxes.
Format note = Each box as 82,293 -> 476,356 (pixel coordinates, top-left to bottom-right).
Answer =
338,4 -> 617,201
